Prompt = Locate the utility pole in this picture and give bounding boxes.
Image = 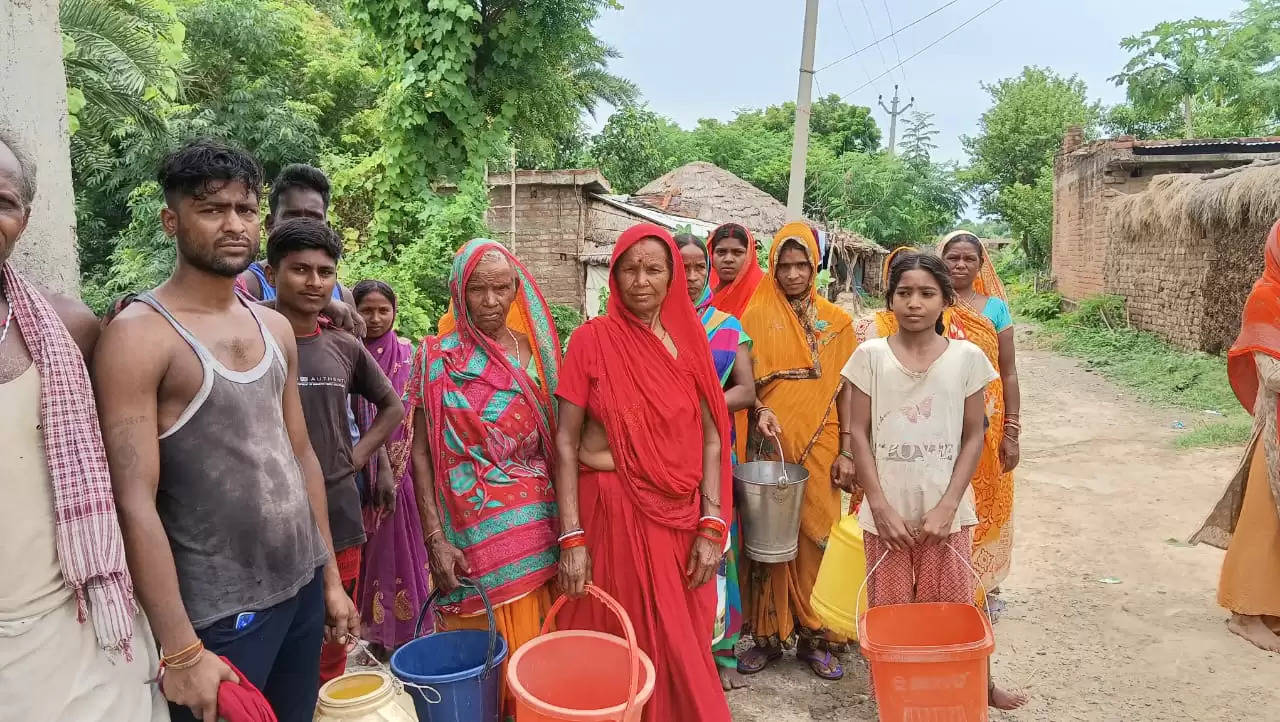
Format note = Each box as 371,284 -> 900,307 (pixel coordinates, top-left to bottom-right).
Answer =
878,85 -> 914,157
509,146 -> 517,256
785,0 -> 820,220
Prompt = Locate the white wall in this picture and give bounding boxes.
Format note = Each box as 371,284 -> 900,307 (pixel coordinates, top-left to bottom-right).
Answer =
2,0 -> 80,295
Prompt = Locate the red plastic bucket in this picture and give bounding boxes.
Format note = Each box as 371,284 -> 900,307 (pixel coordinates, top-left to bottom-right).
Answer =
506,585 -> 655,721
859,602 -> 994,721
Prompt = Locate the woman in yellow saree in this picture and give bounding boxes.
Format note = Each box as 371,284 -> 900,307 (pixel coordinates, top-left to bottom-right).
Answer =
736,222 -> 857,680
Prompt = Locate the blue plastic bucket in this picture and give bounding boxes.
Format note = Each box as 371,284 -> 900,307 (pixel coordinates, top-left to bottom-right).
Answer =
391,578 -> 508,722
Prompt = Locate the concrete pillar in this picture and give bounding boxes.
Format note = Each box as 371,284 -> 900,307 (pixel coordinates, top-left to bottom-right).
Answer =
2,0 -> 80,295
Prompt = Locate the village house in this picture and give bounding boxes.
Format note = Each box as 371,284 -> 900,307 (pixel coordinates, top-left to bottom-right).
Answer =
478,161 -> 887,317
1051,127 -> 1280,352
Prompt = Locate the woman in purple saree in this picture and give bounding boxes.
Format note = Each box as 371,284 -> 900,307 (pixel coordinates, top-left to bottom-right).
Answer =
353,280 -> 432,652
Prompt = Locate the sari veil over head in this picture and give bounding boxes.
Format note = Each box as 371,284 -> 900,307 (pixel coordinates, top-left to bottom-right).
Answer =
1227,221 -> 1280,418
1193,220 -> 1280,549
580,224 -> 734,528
740,221 -> 854,541
411,239 -> 562,614
709,222 -> 764,317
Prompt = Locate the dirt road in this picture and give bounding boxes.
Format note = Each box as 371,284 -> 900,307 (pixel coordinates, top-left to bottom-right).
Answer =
728,330 -> 1278,721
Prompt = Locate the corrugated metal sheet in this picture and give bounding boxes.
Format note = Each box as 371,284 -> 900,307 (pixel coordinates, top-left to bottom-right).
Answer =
1133,137 -> 1280,155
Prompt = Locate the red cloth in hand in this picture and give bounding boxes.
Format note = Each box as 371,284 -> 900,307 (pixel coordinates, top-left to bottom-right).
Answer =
161,656 -> 276,722
216,656 -> 277,722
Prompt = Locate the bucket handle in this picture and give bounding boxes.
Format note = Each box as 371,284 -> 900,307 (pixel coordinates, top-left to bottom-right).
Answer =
414,576 -> 501,682
853,539 -> 992,631
753,436 -> 793,499
542,584 -> 641,720
347,637 -> 443,706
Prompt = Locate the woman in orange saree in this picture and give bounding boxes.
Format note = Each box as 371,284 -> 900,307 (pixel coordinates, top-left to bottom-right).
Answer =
736,222 -> 857,680
1192,221 -> 1280,653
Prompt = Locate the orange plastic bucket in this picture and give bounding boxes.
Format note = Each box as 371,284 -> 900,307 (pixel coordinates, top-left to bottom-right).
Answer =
506,585 -> 655,721
859,602 -> 994,721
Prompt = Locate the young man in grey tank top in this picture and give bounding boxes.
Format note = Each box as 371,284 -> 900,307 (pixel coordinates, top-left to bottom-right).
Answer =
94,139 -> 358,722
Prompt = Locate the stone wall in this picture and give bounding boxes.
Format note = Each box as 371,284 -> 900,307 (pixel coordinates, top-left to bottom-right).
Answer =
484,182 -> 589,307
2,0 -> 80,295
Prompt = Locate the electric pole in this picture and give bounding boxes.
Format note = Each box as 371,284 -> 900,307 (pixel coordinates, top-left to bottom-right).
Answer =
785,0 -> 819,220
878,85 -> 914,157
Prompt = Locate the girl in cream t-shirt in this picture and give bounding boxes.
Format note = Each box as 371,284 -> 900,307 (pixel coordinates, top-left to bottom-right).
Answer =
841,252 -> 996,607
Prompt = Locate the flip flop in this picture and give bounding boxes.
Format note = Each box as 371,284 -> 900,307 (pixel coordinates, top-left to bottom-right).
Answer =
797,645 -> 844,681
736,644 -> 783,675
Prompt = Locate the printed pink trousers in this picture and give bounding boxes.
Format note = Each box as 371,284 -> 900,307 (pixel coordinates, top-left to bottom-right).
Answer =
862,527 -> 975,606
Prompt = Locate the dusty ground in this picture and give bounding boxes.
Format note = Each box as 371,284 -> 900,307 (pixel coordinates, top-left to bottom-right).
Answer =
728,329 -> 1279,721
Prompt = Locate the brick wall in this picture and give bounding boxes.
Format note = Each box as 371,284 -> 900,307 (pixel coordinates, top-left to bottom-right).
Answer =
484,183 -> 588,308
1204,226 -> 1266,354
1103,226 -> 1211,349
1052,140 -> 1142,301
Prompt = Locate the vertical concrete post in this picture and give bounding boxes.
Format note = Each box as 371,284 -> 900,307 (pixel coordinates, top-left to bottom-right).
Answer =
2,0 -> 80,295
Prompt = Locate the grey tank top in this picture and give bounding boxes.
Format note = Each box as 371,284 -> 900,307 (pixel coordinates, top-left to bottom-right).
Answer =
136,292 -> 329,628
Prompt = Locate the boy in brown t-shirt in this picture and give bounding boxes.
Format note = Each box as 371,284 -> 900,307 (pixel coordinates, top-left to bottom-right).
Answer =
265,217 -> 405,681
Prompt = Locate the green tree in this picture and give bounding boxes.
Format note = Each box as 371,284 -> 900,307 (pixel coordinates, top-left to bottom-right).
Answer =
996,168 -> 1052,267
590,105 -> 693,194
962,67 -> 1099,266
899,111 -> 939,167
61,0 -> 183,141
75,0 -> 383,296
1111,19 -> 1248,138
808,152 -> 965,248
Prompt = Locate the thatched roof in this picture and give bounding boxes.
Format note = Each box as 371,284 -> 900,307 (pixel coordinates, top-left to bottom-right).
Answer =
628,161 -> 886,254
632,162 -> 786,237
1112,158 -> 1280,239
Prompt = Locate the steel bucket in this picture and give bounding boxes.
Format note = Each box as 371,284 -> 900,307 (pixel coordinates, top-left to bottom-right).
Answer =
733,449 -> 808,563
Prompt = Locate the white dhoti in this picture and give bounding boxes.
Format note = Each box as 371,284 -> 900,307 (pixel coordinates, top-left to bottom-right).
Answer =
0,603 -> 168,722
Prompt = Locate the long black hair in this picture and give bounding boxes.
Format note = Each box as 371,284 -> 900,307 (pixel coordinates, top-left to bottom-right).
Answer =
709,222 -> 751,250
885,251 -> 955,335
352,279 -> 397,309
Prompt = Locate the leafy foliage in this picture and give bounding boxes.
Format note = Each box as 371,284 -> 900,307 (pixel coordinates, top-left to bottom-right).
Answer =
899,112 -> 940,167
1110,19 -> 1250,138
549,303 -> 585,344
590,105 -> 692,194
61,0 -> 183,139
961,67 -> 1100,267
75,0 -> 383,299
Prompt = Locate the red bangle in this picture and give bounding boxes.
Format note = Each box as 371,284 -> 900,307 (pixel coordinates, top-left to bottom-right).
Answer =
697,529 -> 725,545
559,535 -> 587,551
698,517 -> 728,539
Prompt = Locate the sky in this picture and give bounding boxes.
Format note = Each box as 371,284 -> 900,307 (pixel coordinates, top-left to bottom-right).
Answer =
590,0 -> 1245,168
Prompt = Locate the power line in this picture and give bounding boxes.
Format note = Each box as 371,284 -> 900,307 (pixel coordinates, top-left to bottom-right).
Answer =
881,0 -> 908,84
814,0 -> 961,74
855,0 -> 893,85
829,0 -> 880,94
834,0 -> 1011,98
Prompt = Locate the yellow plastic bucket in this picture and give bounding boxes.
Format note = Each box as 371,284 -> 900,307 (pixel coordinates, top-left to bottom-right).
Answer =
810,515 -> 868,639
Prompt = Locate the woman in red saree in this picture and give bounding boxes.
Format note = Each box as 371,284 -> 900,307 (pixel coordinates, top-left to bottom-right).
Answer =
554,223 -> 734,721
709,222 -> 763,317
